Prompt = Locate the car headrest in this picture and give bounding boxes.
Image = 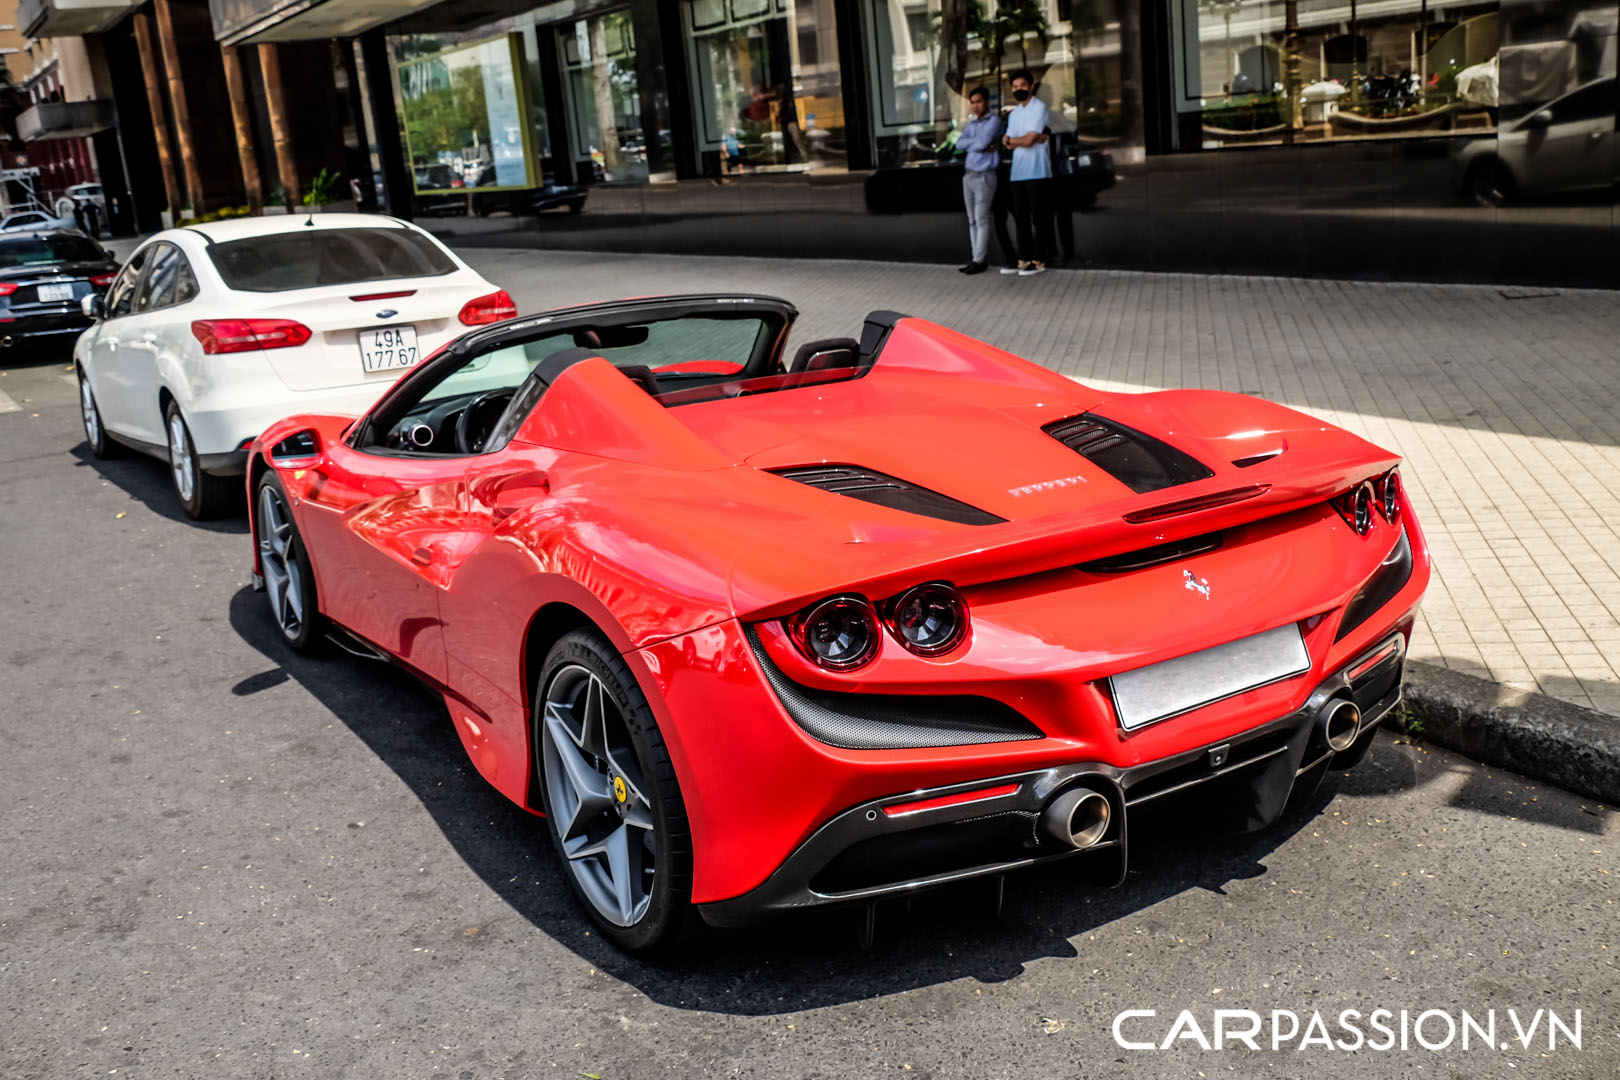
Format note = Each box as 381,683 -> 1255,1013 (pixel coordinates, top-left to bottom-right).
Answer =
789,337 -> 861,374
616,363 -> 661,397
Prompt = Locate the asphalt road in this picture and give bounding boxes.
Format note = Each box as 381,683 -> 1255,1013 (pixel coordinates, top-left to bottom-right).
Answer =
1,308 -> 1617,1078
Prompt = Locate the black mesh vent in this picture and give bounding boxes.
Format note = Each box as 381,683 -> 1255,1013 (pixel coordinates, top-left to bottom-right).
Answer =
1081,532 -> 1223,573
768,464 -> 1005,526
1043,414 -> 1214,493
1335,528 -> 1414,642
745,627 -> 1044,749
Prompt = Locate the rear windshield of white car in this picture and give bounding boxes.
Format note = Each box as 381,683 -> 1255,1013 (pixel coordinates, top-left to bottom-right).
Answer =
206,228 -> 458,292
0,235 -> 106,267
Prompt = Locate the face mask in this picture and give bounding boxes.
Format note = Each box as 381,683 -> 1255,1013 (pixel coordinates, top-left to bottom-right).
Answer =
1013,88 -> 1030,102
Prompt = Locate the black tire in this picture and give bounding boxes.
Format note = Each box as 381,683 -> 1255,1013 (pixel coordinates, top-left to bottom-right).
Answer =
1467,159 -> 1514,207
567,199 -> 586,215
163,400 -> 235,520
253,470 -> 324,654
534,629 -> 696,953
78,371 -> 118,459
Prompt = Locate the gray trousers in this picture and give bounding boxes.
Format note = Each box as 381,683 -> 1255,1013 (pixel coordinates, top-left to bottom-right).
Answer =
962,169 -> 997,264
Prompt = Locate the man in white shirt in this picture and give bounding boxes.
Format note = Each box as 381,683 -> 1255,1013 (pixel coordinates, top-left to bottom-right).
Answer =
1000,69 -> 1052,277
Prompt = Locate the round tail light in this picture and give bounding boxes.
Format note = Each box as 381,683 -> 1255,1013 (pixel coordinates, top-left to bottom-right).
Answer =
788,596 -> 880,670
885,582 -> 968,656
1379,468 -> 1401,521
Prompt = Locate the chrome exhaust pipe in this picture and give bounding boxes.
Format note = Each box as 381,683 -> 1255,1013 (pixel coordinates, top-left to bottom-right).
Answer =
1322,698 -> 1362,753
1041,787 -> 1112,850
0,336 -> 13,348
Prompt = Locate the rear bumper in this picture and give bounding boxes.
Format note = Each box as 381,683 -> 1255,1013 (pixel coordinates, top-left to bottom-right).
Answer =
699,636 -> 1404,927
183,383 -> 379,460
2,313 -> 92,342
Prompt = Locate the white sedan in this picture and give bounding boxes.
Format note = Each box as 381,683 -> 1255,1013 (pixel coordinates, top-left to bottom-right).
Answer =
74,214 -> 516,518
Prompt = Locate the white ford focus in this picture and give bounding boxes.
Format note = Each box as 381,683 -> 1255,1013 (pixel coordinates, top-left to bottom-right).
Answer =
74,214 -> 516,518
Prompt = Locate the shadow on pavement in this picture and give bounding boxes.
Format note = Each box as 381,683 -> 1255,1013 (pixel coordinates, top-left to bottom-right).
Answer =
69,442 -> 246,534
226,583 -> 1601,1013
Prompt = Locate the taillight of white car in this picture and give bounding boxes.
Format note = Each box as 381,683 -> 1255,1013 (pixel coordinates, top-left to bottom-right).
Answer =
190,318 -> 313,354
458,289 -> 518,326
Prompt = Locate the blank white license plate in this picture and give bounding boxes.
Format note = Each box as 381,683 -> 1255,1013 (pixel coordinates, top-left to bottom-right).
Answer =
1109,624 -> 1311,731
359,326 -> 419,373
38,283 -> 73,302
1075,154 -> 1092,168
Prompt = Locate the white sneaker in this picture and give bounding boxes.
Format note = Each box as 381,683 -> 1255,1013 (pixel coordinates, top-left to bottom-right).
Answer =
1018,262 -> 1047,276
1001,262 -> 1027,275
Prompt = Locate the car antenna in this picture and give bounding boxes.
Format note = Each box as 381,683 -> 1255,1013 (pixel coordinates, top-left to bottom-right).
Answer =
303,209 -> 316,227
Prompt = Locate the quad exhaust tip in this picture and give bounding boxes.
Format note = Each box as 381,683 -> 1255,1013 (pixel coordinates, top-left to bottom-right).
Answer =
1042,787 -> 1112,850
1322,698 -> 1362,753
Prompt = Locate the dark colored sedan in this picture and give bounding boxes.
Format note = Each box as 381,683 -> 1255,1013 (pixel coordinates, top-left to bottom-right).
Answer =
0,230 -> 118,351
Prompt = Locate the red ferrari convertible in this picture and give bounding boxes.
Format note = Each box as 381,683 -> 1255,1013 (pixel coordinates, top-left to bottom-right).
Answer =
248,294 -> 1429,951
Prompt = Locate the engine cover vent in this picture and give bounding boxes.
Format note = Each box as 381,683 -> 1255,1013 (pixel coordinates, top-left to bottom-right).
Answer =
769,464 -> 1006,526
1044,414 -> 1214,493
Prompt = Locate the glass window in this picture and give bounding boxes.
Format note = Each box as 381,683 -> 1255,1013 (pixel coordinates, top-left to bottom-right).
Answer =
398,34 -> 535,194
133,244 -> 177,313
105,248 -> 147,318
1176,0 -> 1499,147
207,228 -> 457,292
139,245 -> 200,311
0,234 -> 106,267
864,0 -> 1124,167
561,10 -> 653,183
684,0 -> 847,173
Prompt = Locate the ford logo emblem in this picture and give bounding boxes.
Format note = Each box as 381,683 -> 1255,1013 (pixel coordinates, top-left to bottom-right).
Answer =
375,308 -> 398,319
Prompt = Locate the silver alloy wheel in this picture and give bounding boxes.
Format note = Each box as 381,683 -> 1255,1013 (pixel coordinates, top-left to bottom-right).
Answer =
79,377 -> 99,444
168,413 -> 195,503
541,663 -> 656,927
257,484 -> 305,639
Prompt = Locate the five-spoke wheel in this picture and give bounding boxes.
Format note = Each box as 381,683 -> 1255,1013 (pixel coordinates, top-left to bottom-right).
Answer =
254,473 -> 322,652
536,630 -> 693,951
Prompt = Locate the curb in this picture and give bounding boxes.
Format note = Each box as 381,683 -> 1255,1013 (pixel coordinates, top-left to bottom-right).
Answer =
1398,660 -> 1619,806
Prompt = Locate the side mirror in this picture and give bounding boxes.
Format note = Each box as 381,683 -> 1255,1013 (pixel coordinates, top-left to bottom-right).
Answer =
81,294 -> 104,320
1526,110 -> 1553,130
268,429 -> 322,463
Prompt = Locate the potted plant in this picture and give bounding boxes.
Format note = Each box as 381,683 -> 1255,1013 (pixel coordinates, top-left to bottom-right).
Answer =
302,168 -> 356,214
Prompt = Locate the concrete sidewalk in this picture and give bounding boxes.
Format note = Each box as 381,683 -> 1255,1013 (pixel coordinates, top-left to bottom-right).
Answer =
456,248 -> 1620,728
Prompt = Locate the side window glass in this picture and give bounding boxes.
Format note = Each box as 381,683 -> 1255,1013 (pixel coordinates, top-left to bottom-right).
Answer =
133,244 -> 176,313
1550,81 -> 1614,125
145,247 -> 198,311
106,249 -> 149,318
171,256 -> 199,306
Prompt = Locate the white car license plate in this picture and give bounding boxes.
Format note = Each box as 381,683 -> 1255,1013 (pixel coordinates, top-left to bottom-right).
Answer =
1075,154 -> 1092,168
1109,624 -> 1311,730
359,326 -> 419,373
38,283 -> 73,302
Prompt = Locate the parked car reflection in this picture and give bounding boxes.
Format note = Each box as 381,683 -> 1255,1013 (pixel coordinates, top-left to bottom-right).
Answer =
1452,77 -> 1617,205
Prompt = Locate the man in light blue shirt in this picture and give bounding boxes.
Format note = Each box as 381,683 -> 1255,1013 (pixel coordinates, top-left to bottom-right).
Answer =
954,86 -> 1002,274
1000,69 -> 1053,276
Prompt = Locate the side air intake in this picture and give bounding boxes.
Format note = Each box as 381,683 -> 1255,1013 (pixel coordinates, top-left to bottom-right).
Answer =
769,464 -> 1005,526
1044,414 -> 1214,493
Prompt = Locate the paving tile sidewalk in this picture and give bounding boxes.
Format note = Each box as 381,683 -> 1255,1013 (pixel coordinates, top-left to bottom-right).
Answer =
464,248 -> 1620,720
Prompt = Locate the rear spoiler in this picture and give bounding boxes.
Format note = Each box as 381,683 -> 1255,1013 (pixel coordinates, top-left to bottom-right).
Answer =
728,436 -> 1398,620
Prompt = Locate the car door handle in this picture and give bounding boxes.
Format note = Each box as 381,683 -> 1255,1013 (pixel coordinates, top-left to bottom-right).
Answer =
411,547 -> 433,566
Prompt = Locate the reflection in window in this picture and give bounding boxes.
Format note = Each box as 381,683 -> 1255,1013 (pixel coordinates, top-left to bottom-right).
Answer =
1179,0 -> 1500,146
398,35 -> 535,193
684,0 -> 847,173
864,0 -> 1123,166
562,11 -> 652,183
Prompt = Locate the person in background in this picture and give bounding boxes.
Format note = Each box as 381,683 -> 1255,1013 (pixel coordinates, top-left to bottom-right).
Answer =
954,86 -> 1002,275
1001,69 -> 1052,277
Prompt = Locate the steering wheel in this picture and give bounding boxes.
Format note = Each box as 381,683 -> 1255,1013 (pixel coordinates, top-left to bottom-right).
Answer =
455,389 -> 516,455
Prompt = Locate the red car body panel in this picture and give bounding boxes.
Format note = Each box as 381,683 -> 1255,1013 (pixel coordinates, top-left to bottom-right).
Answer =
248,302 -> 1430,915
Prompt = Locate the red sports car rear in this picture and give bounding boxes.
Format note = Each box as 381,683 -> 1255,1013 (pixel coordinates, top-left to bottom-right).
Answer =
245,295 -> 1429,952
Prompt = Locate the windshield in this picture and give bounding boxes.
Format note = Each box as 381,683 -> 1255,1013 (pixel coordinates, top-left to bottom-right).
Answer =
0,235 -> 106,268
206,228 -> 457,292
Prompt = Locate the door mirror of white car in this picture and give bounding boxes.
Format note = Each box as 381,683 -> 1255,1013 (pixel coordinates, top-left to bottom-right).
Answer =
81,294 -> 104,320
1526,110 -> 1553,130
